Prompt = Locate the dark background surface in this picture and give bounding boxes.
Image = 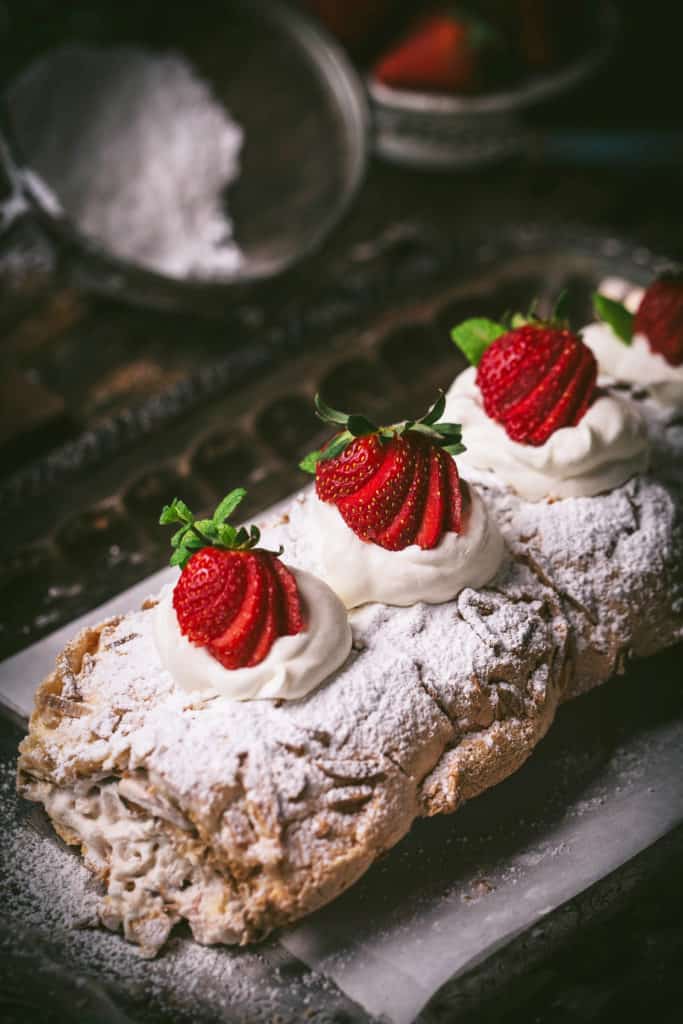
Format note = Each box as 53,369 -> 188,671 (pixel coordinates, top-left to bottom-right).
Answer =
0,1 -> 682,1022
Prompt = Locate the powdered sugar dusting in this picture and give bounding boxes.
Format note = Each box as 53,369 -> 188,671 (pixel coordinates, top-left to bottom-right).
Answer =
14,387 -> 683,952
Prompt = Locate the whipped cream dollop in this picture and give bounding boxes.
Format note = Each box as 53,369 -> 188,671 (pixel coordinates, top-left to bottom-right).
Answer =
582,277 -> 683,409
308,483 -> 504,609
444,367 -> 650,502
154,567 -> 351,701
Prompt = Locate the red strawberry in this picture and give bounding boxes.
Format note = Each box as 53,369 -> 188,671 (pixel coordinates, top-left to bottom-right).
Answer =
315,434 -> 385,502
376,441 -> 430,549
414,445 -> 449,549
173,547 -> 247,645
374,14 -> 479,94
634,274 -> 683,367
452,312 -> 597,447
300,394 -> 465,551
160,490 -> 304,671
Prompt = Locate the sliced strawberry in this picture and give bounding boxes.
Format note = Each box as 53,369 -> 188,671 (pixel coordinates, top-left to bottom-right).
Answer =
245,558 -> 279,667
569,348 -> 599,425
316,434 -> 385,502
503,338 -> 582,443
163,488 -> 305,671
337,438 -> 415,541
209,554 -> 267,670
475,322 -> 597,447
173,548 -> 247,645
375,439 -> 430,550
303,393 -> 466,551
444,453 -> 463,534
414,447 -> 448,549
271,556 -> 305,634
530,345 -> 596,444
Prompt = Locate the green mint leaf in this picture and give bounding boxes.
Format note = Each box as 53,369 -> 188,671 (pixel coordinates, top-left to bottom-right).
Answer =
159,497 -> 193,525
420,391 -> 446,426
170,546 -> 189,568
347,414 -> 377,437
593,292 -> 634,345
552,289 -> 570,325
510,313 -> 529,328
173,499 -> 194,524
183,533 -> 204,551
316,431 -> 353,463
213,487 -> 246,525
170,524 -> 190,548
299,449 -> 324,474
314,394 -> 350,428
194,520 -> 219,543
451,318 -> 506,366
217,523 -> 237,546
300,431 -> 354,473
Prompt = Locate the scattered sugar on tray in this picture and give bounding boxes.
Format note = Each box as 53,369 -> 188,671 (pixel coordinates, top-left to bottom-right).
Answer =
1,759 -> 358,1022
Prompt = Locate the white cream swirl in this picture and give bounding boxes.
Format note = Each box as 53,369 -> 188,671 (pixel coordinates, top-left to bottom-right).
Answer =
153,567 -> 351,701
308,484 -> 504,610
444,367 -> 649,502
582,276 -> 683,409
582,326 -> 683,410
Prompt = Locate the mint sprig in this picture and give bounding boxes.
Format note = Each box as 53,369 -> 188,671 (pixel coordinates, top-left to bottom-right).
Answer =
159,488 -> 264,570
299,391 -> 465,474
451,318 -> 507,366
592,292 -> 634,345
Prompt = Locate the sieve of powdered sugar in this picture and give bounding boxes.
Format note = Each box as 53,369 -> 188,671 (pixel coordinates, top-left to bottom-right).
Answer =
5,45 -> 244,281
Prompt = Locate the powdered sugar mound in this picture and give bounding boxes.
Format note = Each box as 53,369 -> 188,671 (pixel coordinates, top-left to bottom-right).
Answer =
7,46 -> 243,279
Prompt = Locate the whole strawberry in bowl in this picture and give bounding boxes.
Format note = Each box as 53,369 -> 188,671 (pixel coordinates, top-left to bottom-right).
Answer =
367,3 -> 618,169
299,393 -> 504,609
154,488 -> 351,701
445,296 -> 649,502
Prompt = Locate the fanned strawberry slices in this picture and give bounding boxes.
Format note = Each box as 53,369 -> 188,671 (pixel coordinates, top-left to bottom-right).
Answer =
160,489 -> 304,670
300,394 -> 466,551
452,300 -> 598,447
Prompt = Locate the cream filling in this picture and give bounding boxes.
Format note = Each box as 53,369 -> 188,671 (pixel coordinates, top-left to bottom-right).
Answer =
308,484 -> 504,610
38,775 -> 244,955
444,366 -> 650,502
583,276 -> 683,409
154,567 -> 351,702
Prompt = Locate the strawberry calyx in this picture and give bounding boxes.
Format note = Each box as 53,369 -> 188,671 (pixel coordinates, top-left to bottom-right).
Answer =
299,392 -> 465,475
159,488 -> 281,570
451,292 -> 573,367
